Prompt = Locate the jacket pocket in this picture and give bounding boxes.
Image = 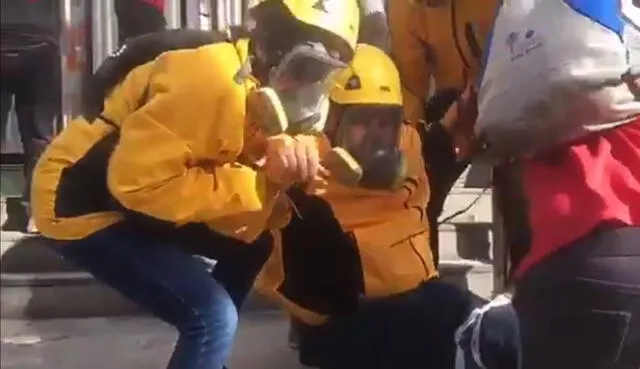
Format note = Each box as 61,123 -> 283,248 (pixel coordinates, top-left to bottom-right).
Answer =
353,214 -> 437,298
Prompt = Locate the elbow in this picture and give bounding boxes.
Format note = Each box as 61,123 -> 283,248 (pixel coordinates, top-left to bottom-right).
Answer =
106,166 -> 147,215
106,163 -> 166,220
106,142 -> 201,224
107,170 -> 194,225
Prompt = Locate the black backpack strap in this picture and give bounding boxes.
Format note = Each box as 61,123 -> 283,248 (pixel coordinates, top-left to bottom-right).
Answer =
83,29 -> 227,122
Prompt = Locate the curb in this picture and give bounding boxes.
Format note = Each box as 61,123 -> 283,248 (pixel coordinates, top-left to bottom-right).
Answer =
0,271 -> 278,319
0,261 -> 486,319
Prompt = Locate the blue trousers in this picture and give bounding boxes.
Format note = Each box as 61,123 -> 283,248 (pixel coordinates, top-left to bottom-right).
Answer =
54,222 -> 272,369
514,226 -> 640,369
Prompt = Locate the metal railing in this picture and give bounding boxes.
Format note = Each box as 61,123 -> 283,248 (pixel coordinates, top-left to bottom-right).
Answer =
56,0 -> 253,128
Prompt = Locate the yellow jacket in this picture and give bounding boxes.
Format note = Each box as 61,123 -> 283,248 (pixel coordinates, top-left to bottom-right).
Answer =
32,37 -> 288,242
255,124 -> 437,325
388,0 -> 499,123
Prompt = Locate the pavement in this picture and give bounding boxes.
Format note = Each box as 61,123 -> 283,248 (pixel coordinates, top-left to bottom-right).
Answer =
1,312 -> 305,369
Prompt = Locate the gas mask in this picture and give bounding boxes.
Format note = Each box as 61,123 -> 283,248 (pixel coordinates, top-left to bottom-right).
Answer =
331,104 -> 407,190
246,41 -> 347,136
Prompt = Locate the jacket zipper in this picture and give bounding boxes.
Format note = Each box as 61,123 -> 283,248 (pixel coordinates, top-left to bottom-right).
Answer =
465,22 -> 483,60
409,236 -> 431,277
450,0 -> 471,70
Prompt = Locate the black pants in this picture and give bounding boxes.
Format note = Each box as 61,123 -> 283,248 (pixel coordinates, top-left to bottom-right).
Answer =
298,279 -> 474,369
514,226 -> 640,369
1,38 -> 59,216
421,121 -> 470,267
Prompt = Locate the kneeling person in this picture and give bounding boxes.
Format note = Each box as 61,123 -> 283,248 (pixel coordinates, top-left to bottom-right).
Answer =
255,44 -> 472,369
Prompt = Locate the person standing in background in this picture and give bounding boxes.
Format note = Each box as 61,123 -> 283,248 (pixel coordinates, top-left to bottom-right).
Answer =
114,0 -> 167,46
387,0 -> 531,275
357,0 -> 390,52
1,0 -> 62,233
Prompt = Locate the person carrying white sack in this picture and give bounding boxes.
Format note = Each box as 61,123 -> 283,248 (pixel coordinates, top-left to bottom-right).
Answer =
462,1 -> 640,368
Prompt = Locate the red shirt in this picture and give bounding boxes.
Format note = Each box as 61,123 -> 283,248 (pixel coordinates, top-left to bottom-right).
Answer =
516,120 -> 640,277
142,0 -> 165,11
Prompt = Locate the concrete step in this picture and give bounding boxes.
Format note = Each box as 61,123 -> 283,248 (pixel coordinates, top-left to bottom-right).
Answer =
0,165 -> 23,199
1,272 -> 141,319
0,270 -> 279,319
0,259 -> 488,319
1,178 -> 495,318
0,220 -> 495,318
438,223 -> 493,263
1,234 -> 78,274
0,224 -> 495,275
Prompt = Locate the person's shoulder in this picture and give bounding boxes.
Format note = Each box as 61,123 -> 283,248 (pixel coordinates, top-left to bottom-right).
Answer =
155,39 -> 246,97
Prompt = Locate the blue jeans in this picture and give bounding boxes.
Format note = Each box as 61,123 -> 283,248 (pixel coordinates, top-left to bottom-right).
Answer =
54,222 -> 272,369
514,226 -> 640,369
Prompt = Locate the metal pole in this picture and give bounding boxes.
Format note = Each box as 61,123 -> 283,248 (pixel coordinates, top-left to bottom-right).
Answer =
60,0 -> 90,126
58,0 -> 71,126
165,0 -> 182,28
209,0 -> 218,30
221,0 -> 230,30
229,0 -> 242,26
185,0 -> 202,28
200,0 -> 212,30
92,0 -> 117,71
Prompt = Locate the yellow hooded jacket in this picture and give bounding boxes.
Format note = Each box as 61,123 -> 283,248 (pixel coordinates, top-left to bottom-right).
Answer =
388,0 -> 499,123
255,124 -> 437,326
32,32 -> 287,242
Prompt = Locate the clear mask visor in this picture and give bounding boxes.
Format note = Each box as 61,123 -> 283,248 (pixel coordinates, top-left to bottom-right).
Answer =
268,42 -> 347,128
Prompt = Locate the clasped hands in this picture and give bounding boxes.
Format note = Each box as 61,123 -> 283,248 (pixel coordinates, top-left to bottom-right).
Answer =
260,134 -> 328,188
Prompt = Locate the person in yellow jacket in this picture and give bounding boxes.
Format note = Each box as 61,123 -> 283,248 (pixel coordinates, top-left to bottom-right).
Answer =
30,1 -> 360,368
255,44 -> 473,369
387,0 -> 502,266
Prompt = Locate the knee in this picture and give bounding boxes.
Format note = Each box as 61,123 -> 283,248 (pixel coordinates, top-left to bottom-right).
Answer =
422,281 -> 474,322
179,287 -> 239,345
246,231 -> 274,266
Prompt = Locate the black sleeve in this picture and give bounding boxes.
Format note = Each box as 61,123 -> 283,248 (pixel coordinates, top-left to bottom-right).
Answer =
420,121 -> 470,221
419,88 -> 470,218
83,29 -> 225,120
420,121 -> 470,267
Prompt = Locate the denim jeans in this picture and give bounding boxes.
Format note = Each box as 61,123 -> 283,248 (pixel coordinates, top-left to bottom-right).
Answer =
514,226 -> 640,369
298,279 -> 474,369
54,222 -> 272,369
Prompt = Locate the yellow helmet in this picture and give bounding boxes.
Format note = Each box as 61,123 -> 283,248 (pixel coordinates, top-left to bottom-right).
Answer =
330,44 -> 403,106
252,0 -> 360,60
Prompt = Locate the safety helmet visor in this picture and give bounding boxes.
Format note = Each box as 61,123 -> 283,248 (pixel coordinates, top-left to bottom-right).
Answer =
336,104 -> 403,163
269,41 -> 347,126
270,42 -> 346,87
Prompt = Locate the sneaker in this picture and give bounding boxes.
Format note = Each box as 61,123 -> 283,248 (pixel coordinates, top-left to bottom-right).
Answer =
25,217 -> 39,234
288,322 -> 300,350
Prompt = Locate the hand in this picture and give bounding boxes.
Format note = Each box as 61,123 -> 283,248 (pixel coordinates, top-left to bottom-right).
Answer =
441,84 -> 481,160
263,134 -> 325,185
623,71 -> 640,96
